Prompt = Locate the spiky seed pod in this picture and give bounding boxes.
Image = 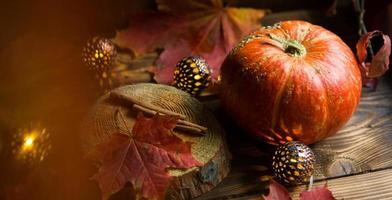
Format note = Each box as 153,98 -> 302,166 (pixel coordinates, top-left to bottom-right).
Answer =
82,37 -> 117,73
173,56 -> 211,96
272,141 -> 315,185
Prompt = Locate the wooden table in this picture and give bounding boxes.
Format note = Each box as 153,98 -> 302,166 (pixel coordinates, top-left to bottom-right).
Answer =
195,77 -> 392,200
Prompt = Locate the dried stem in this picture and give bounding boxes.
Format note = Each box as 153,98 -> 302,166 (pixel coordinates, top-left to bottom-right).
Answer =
307,175 -> 314,191
354,0 -> 374,57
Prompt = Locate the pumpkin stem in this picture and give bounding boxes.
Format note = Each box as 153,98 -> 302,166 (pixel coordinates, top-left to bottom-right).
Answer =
268,33 -> 306,57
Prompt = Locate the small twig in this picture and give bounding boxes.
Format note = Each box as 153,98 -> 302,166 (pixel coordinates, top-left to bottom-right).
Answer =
354,0 -> 374,58
307,175 -> 314,191
110,91 -> 186,119
133,104 -> 207,136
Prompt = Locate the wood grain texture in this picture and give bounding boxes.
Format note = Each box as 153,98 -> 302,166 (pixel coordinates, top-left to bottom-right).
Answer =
291,168 -> 392,200
196,77 -> 392,199
312,79 -> 392,179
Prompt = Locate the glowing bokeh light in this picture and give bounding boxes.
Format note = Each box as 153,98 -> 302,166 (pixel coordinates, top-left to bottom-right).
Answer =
12,125 -> 51,164
22,135 -> 35,150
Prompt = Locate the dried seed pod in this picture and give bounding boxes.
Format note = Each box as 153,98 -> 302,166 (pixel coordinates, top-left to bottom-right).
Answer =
173,56 -> 211,96
272,141 -> 315,185
82,37 -> 117,73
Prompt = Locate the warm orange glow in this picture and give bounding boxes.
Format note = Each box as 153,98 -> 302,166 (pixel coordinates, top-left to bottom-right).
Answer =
22,134 -> 35,150
13,126 -> 51,164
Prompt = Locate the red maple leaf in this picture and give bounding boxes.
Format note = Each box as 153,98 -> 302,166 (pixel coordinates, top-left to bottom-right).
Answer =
300,185 -> 336,200
356,30 -> 391,90
90,113 -> 202,200
263,179 -> 336,200
114,0 -> 268,84
263,179 -> 292,200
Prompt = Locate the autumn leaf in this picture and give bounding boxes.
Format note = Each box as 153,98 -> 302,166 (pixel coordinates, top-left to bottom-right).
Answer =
263,180 -> 336,200
113,12 -> 184,55
356,30 -> 391,90
263,179 -> 292,200
90,113 -> 201,200
114,0 -> 268,84
300,185 -> 336,200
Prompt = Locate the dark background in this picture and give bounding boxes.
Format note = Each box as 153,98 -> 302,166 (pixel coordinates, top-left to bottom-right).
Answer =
0,0 -> 390,199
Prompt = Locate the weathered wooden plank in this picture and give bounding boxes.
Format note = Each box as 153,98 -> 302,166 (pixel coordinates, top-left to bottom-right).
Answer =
290,168 -> 392,200
194,168 -> 267,200
312,79 -> 392,179
202,168 -> 392,200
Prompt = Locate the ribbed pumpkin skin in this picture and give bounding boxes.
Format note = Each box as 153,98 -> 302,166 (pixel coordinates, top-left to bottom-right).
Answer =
220,21 -> 361,145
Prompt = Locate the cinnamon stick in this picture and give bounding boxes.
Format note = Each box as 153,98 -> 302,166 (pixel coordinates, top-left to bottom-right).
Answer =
133,104 -> 207,136
177,119 -> 208,132
174,125 -> 206,136
110,91 -> 186,119
110,90 -> 207,136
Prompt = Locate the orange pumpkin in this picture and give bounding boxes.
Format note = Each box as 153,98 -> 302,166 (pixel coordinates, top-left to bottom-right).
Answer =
220,21 -> 362,145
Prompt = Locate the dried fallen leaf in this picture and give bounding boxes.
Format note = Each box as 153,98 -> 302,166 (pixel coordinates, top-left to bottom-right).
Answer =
263,180 -> 336,200
90,113 -> 201,200
114,12 -> 184,56
356,30 -> 391,89
114,0 -> 268,84
300,185 -> 336,200
263,179 -> 292,200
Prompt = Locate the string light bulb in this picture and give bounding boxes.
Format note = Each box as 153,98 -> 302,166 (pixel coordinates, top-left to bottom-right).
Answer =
12,125 -> 51,164
23,135 -> 34,149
